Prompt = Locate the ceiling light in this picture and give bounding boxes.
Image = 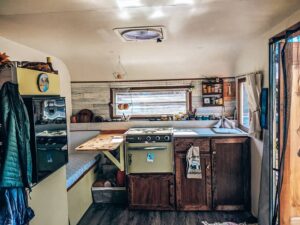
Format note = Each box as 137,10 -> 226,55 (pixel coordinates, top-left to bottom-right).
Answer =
149,8 -> 165,19
113,56 -> 127,80
117,0 -> 142,8
173,0 -> 194,5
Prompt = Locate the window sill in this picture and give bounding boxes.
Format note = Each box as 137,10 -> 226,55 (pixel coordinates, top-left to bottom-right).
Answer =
238,124 -> 249,133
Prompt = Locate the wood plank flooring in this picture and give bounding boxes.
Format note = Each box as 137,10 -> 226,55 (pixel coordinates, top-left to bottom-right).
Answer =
78,204 -> 257,225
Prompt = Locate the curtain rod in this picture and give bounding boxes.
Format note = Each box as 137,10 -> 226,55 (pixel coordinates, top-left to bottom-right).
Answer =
71,76 -> 236,84
235,70 -> 263,79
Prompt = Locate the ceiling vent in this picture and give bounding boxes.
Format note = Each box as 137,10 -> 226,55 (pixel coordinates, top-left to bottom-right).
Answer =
113,26 -> 166,42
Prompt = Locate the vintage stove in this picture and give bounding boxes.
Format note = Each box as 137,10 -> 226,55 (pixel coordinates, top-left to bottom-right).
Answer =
125,127 -> 174,174
125,127 -> 173,143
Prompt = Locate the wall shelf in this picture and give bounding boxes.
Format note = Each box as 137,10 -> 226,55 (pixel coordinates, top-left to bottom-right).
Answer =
202,93 -> 223,96
202,78 -> 224,107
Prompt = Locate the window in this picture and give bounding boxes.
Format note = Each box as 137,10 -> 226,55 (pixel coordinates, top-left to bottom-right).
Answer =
238,78 -> 250,130
111,87 -> 191,118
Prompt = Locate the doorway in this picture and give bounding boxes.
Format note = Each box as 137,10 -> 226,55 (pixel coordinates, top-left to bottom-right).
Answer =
269,25 -> 300,225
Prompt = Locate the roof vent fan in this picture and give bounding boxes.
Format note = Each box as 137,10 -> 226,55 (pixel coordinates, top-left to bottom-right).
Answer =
114,26 -> 166,42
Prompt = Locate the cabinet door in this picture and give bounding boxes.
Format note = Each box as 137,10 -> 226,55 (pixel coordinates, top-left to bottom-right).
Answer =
175,153 -> 212,211
211,138 -> 250,211
128,174 -> 175,210
174,138 -> 210,153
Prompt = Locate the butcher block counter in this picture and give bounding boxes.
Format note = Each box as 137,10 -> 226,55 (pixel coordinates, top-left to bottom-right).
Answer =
75,133 -> 124,151
75,132 -> 125,171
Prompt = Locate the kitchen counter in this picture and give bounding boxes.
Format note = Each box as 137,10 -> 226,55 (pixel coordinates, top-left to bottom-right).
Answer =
173,128 -> 248,137
75,133 -> 125,171
66,152 -> 99,189
70,120 -> 237,131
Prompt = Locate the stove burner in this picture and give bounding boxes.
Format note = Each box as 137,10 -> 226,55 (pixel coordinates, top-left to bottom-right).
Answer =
126,127 -> 173,143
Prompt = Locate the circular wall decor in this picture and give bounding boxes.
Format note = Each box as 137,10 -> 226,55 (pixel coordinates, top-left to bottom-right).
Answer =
37,73 -> 49,92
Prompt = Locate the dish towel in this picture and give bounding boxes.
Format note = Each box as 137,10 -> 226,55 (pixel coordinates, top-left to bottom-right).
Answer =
186,146 -> 202,179
214,117 -> 235,129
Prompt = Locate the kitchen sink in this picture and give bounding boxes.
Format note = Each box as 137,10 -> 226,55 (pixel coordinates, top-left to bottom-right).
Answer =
212,128 -> 244,134
173,129 -> 198,136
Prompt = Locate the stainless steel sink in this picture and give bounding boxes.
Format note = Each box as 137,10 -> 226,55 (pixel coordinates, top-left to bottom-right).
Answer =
212,128 -> 244,134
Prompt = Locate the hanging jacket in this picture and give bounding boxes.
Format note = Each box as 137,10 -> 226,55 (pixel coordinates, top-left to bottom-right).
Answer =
0,82 -> 32,188
0,82 -> 34,225
0,188 -> 35,225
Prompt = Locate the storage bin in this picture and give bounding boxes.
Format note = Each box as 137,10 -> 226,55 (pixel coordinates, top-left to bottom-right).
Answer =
92,187 -> 127,204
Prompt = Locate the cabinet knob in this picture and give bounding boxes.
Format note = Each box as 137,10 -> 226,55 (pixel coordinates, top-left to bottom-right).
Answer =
212,151 -> 216,155
206,164 -> 210,169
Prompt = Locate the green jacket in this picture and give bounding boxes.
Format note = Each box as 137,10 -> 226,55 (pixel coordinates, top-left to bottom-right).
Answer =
0,82 -> 32,188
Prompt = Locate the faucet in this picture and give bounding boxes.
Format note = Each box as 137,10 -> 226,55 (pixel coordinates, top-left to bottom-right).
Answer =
221,106 -> 226,119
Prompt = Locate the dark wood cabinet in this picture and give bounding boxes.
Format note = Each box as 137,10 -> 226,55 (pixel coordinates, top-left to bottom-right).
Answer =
174,138 -> 212,211
175,153 -> 212,211
211,138 -> 250,211
128,137 -> 250,212
128,174 -> 175,210
174,138 -> 210,153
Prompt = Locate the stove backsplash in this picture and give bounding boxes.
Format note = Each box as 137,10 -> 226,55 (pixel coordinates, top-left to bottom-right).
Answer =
71,78 -> 236,120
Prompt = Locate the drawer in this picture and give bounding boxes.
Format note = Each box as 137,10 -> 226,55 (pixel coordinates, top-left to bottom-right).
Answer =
174,138 -> 210,153
92,187 -> 127,204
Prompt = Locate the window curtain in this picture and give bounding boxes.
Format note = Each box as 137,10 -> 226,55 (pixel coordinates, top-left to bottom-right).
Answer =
258,129 -> 270,225
245,72 -> 262,139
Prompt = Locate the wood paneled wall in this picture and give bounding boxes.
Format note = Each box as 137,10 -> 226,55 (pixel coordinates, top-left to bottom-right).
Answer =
71,78 -> 236,119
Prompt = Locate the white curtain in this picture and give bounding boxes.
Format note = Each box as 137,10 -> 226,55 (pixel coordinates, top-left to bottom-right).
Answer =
245,72 -> 262,139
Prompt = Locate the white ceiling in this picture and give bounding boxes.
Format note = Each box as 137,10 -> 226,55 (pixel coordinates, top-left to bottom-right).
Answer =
0,0 -> 299,81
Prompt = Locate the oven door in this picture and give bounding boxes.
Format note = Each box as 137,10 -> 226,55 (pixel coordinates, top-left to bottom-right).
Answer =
126,142 -> 173,174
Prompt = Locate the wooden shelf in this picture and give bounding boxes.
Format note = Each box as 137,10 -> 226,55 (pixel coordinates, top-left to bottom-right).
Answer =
202,92 -> 223,95
202,78 -> 224,106
202,104 -> 224,107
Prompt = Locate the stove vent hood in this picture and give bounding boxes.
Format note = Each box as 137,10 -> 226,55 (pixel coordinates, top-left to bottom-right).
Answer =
113,26 -> 166,42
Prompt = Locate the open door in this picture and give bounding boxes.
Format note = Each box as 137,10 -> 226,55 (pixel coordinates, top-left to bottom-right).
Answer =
269,26 -> 300,225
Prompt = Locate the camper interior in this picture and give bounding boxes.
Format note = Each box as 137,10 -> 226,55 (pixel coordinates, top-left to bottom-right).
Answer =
0,1 -> 300,225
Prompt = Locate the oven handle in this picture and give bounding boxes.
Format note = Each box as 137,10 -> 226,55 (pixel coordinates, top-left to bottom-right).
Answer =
127,146 -> 168,151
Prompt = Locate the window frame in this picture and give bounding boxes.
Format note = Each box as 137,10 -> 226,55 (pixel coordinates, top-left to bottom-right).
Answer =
237,78 -> 250,132
109,86 -> 192,119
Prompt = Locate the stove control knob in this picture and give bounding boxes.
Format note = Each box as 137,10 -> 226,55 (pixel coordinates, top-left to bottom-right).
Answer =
164,136 -> 170,141
146,136 -> 152,142
155,136 -> 161,141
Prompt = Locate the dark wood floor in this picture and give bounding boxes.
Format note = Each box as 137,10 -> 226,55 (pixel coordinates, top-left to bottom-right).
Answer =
78,204 -> 257,225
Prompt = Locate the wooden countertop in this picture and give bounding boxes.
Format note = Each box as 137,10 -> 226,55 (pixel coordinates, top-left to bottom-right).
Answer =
75,133 -> 124,151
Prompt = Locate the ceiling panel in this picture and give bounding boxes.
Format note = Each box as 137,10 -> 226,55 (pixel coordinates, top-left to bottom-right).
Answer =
0,0 -> 299,81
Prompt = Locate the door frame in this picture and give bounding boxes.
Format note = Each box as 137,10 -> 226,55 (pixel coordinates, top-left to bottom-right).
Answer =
269,22 -> 300,224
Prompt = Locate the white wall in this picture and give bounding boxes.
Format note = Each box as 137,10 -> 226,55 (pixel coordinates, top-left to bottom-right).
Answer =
233,9 -> 300,217
0,36 -> 72,123
0,36 -> 72,225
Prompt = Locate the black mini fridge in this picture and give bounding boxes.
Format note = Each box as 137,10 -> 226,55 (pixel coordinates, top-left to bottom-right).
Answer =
24,97 -> 68,184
